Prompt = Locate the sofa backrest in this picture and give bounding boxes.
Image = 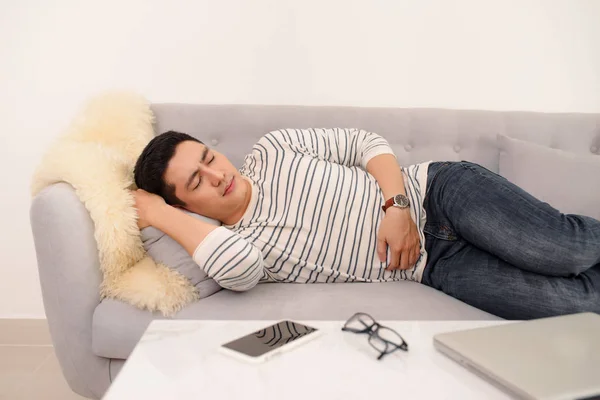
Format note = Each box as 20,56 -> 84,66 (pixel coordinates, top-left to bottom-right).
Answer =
151,105 -> 600,172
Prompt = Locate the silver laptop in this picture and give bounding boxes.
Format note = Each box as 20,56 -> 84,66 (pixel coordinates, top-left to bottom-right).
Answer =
433,312 -> 600,400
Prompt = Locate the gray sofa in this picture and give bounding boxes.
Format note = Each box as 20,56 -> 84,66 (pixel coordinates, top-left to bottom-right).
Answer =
30,105 -> 600,399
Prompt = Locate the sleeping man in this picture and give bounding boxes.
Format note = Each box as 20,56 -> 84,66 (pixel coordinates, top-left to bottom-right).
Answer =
133,129 -> 600,319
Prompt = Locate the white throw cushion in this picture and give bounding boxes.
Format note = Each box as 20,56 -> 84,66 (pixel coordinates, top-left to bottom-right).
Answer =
498,134 -> 600,220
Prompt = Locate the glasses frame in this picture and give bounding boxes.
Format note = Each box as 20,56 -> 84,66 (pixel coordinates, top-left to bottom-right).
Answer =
341,312 -> 409,360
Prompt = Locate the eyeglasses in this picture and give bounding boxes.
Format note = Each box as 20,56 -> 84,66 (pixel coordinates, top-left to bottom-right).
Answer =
341,312 -> 408,360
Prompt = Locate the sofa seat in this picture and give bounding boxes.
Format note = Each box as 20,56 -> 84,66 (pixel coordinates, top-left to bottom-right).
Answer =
92,281 -> 499,360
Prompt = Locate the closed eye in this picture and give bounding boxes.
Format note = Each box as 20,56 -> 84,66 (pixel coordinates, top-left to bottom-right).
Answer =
194,155 -> 216,189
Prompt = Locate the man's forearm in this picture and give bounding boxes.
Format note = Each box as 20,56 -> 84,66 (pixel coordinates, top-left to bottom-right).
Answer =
151,205 -> 219,256
366,154 -> 408,205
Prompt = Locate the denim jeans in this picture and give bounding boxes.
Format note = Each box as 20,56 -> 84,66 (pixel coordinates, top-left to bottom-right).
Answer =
422,161 -> 600,320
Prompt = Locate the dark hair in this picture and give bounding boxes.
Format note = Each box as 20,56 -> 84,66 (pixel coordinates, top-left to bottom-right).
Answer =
134,130 -> 203,206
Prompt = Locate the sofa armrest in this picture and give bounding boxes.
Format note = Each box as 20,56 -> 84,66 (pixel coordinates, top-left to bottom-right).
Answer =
30,183 -> 112,399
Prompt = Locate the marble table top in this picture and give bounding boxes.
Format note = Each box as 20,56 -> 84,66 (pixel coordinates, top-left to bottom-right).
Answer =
104,319 -> 514,400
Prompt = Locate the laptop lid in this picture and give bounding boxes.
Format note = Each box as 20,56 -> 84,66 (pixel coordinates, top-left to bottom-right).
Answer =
433,313 -> 600,400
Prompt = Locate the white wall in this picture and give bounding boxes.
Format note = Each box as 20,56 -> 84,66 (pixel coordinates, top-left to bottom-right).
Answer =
1,0 -> 599,318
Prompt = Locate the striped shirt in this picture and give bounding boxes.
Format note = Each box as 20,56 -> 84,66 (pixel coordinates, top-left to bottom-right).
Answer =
193,128 -> 431,291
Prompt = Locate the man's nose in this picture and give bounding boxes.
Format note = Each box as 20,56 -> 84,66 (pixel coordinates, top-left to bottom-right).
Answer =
199,165 -> 224,186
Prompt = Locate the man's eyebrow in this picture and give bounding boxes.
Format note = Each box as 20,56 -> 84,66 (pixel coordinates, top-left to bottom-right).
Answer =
200,146 -> 210,163
185,169 -> 199,191
185,146 -> 210,190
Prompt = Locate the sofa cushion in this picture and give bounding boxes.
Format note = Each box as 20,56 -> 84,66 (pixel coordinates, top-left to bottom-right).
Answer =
498,134 -> 600,220
92,281 -> 499,359
141,210 -> 222,298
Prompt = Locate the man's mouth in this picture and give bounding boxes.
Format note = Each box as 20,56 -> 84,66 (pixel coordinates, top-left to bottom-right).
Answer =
223,177 -> 235,196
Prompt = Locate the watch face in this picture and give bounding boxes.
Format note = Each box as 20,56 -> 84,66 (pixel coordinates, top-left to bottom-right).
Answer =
394,194 -> 410,208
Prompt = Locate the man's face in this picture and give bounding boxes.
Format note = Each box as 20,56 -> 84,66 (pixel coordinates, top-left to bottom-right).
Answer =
164,140 -> 249,223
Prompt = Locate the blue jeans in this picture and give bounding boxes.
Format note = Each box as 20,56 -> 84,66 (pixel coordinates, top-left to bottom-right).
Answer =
422,161 -> 600,320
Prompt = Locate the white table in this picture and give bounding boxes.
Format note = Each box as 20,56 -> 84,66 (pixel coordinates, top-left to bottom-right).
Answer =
104,319 -> 515,400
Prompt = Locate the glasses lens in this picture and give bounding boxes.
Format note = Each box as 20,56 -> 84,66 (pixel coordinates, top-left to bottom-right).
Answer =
369,334 -> 389,353
377,326 -> 407,349
344,313 -> 376,332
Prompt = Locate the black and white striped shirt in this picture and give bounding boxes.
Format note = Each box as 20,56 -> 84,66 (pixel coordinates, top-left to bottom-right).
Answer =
193,128 -> 431,291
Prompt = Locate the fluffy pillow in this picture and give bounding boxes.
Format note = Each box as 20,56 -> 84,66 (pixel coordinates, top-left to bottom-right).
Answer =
141,211 -> 223,299
498,134 -> 600,220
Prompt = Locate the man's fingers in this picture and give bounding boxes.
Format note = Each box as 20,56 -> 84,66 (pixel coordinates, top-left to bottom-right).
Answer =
408,251 -> 416,267
380,240 -> 421,271
406,247 -> 415,267
377,240 -> 387,263
388,247 -> 401,270
412,247 -> 421,266
399,249 -> 410,270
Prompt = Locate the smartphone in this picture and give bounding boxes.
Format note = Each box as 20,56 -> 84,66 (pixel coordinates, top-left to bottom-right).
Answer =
219,320 -> 321,363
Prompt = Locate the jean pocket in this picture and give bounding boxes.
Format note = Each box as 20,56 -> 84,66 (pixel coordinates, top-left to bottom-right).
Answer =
425,161 -> 452,204
424,223 -> 458,241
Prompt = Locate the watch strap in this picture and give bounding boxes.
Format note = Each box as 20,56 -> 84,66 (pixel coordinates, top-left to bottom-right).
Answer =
382,197 -> 396,212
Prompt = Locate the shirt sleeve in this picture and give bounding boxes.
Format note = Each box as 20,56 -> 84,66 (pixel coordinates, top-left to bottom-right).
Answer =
256,128 -> 396,170
192,227 -> 264,291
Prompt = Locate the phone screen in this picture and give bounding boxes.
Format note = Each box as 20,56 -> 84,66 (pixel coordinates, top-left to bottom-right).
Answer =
222,320 -> 318,358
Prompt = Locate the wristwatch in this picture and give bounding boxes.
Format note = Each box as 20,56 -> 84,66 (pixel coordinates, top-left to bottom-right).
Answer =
382,194 -> 410,212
